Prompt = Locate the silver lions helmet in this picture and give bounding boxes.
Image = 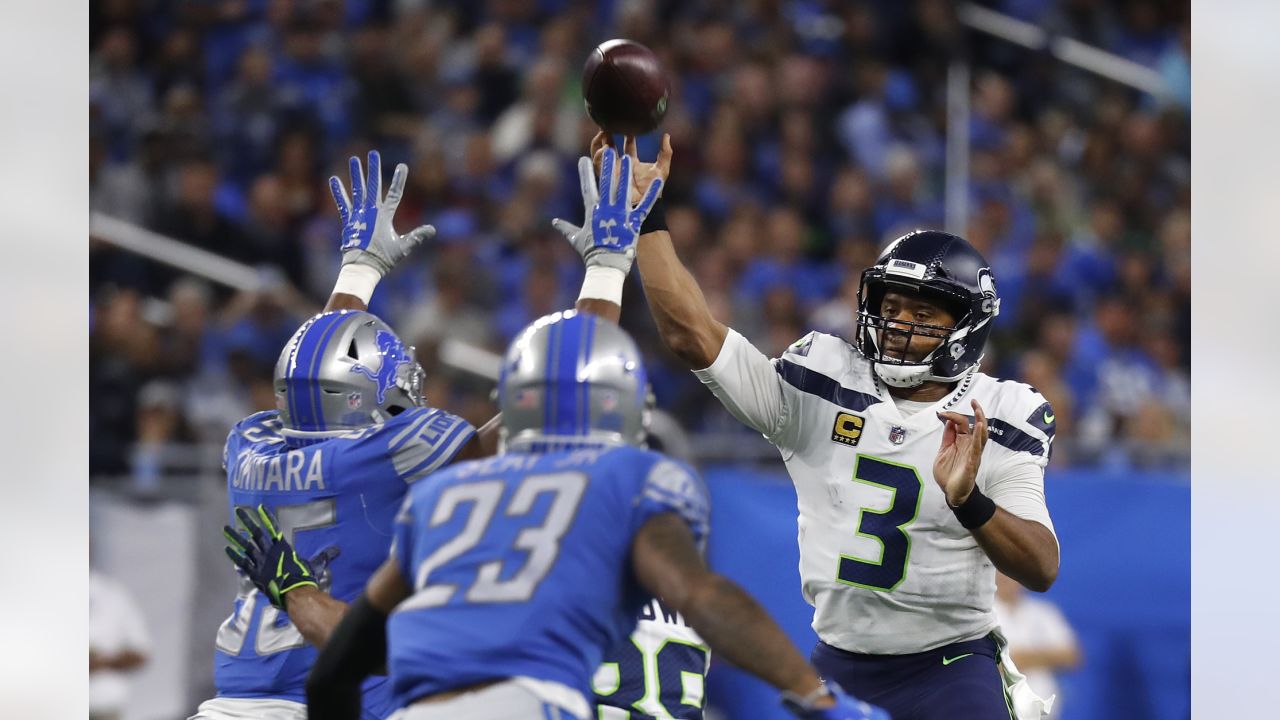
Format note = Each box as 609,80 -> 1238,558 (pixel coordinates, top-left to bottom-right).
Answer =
273,310 -> 425,440
498,310 -> 651,452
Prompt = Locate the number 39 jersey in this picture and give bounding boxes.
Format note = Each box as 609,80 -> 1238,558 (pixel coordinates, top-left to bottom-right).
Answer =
593,598 -> 711,719
695,329 -> 1057,654
387,446 -> 710,717
214,407 -> 475,714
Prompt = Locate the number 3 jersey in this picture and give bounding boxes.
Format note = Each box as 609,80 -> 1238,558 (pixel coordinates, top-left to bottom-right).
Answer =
695,329 -> 1057,655
214,407 -> 475,714
386,446 -> 710,718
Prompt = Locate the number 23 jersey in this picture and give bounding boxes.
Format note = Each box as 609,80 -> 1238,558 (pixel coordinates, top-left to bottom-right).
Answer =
695,329 -> 1057,654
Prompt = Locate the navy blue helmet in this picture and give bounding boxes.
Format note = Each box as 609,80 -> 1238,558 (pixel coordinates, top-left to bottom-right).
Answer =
855,230 -> 1001,387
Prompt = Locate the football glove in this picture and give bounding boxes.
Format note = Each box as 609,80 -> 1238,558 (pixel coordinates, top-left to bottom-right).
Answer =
552,146 -> 663,276
782,683 -> 892,720
224,505 -> 338,610
329,150 -> 435,277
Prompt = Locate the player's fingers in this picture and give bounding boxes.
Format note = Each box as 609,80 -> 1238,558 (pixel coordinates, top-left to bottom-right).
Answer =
236,507 -> 268,548
223,526 -> 249,553
348,156 -> 365,209
657,133 -> 673,177
936,411 -> 970,433
633,178 -> 663,222
599,147 -> 616,203
971,400 -> 988,450
550,218 -> 581,240
224,547 -> 252,573
406,224 -> 436,246
365,150 -> 382,206
576,156 -> 598,206
625,135 -> 639,161
257,505 -> 282,540
328,176 -> 352,225
385,163 -> 408,212
590,131 -> 608,158
619,154 -> 634,206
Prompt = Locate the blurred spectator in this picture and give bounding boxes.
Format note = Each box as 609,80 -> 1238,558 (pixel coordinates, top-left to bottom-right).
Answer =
90,567 -> 151,720
87,0 -> 1189,469
994,573 -> 1082,714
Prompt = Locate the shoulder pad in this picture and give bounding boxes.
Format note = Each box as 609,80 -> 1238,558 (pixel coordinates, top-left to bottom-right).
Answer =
778,331 -> 854,376
972,375 -> 1055,458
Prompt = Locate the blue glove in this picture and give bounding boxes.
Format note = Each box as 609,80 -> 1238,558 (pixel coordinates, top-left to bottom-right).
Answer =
224,505 -> 339,610
328,150 -> 435,276
552,146 -> 663,276
782,683 -> 892,720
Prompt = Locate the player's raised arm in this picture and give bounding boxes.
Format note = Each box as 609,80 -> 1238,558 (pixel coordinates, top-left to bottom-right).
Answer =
554,142 -> 664,323
630,513 -> 889,720
324,150 -> 436,312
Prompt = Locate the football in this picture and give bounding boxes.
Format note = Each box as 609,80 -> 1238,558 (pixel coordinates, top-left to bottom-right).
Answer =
582,39 -> 670,136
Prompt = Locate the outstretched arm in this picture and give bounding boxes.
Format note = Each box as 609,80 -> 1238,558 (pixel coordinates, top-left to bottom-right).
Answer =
606,134 -> 728,369
323,150 -> 436,312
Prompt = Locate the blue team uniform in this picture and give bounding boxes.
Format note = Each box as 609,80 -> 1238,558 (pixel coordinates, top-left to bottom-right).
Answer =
214,407 -> 475,718
386,444 -> 710,712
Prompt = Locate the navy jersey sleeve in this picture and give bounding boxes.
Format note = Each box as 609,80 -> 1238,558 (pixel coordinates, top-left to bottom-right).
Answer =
630,454 -> 711,546
343,407 -> 477,485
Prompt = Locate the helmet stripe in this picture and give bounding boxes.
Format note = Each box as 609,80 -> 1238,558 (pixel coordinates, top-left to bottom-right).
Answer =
542,318 -> 559,434
290,312 -> 347,432
579,315 -> 596,437
551,315 -> 583,436
307,314 -> 349,431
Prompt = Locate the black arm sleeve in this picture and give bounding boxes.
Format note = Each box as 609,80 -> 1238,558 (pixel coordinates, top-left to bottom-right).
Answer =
305,594 -> 387,720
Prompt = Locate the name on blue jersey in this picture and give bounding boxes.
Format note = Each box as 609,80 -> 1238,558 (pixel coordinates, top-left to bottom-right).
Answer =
232,448 -> 326,492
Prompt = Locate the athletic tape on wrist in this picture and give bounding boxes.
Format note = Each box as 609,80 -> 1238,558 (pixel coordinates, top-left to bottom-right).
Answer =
332,264 -> 381,304
950,487 -> 997,529
577,265 -> 627,305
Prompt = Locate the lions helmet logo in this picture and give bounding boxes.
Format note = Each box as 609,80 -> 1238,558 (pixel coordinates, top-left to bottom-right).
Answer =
349,330 -> 414,404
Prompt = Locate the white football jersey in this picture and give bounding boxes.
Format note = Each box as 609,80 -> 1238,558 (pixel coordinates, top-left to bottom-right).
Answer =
696,329 -> 1057,654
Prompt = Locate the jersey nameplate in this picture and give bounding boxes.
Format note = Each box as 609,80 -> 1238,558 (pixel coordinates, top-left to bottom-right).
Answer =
831,412 -> 865,447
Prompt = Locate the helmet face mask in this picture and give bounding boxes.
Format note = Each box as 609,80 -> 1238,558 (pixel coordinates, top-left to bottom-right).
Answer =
854,230 -> 1001,388
273,311 -> 426,440
496,310 -> 651,453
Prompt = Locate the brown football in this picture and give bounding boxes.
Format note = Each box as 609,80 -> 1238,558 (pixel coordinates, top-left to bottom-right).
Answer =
582,39 -> 670,136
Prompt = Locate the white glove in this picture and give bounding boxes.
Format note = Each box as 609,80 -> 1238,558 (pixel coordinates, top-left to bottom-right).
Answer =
329,150 -> 435,277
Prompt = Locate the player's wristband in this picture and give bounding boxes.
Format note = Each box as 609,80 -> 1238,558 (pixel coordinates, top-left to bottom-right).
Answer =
950,487 -> 997,529
639,196 -> 667,235
578,265 -> 627,305
332,263 -> 381,304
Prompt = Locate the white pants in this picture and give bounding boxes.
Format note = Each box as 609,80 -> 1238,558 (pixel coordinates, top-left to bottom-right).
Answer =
388,681 -> 586,720
188,696 -> 307,720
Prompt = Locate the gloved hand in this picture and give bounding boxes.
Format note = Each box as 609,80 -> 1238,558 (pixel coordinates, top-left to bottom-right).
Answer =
552,146 -> 663,277
329,150 -> 435,276
782,683 -> 892,720
224,505 -> 338,610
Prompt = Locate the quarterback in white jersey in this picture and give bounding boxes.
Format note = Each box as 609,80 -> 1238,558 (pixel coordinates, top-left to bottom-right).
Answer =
600,127 -> 1057,720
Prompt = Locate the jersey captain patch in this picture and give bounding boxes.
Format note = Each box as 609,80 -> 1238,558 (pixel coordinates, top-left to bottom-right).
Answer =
831,412 -> 865,446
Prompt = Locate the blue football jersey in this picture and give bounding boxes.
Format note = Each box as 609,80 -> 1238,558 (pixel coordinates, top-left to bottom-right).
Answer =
214,407 -> 475,717
386,445 -> 710,711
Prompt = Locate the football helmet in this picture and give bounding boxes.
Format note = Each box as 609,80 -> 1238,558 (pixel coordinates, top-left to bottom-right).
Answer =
497,310 -> 652,451
854,230 -> 1000,388
273,310 -> 425,439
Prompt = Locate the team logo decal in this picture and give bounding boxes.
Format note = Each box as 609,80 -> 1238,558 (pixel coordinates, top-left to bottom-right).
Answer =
830,412 -> 865,447
977,267 -> 999,314
888,425 -> 907,445
350,330 -> 413,404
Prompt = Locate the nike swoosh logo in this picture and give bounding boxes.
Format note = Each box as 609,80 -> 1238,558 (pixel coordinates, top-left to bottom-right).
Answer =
1043,411 -> 1055,424
942,653 -> 973,666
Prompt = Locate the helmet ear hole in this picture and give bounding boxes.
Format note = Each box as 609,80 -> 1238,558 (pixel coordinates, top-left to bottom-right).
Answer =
347,340 -> 360,360
386,405 -> 406,416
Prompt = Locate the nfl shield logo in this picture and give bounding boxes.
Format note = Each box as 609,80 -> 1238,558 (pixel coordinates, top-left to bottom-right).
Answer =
601,391 -> 618,412
889,425 -> 907,445
347,392 -> 363,410
515,389 -> 538,409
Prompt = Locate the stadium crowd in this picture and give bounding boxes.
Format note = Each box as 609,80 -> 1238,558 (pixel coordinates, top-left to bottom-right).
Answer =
90,0 -> 1190,479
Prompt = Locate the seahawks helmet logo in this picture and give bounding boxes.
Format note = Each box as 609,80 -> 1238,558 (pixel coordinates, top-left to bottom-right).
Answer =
977,268 -> 999,315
